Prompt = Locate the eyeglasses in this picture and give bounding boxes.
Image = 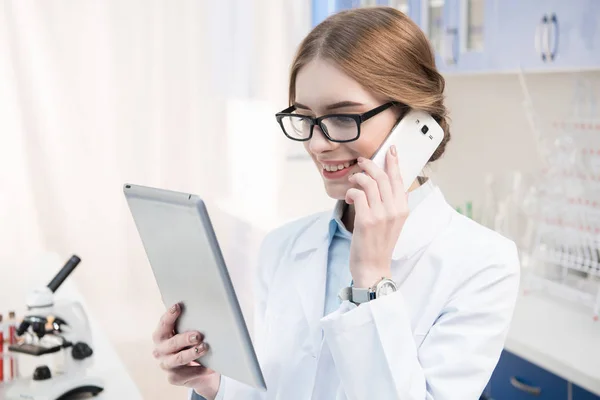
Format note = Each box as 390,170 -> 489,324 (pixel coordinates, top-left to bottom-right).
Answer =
275,101 -> 399,143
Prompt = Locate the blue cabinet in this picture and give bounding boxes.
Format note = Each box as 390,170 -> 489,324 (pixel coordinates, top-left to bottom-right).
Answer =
487,350 -> 600,400
418,0 -> 457,71
490,0 -> 549,71
419,0 -> 600,72
488,351 -> 568,399
492,0 -> 600,72
311,0 -> 600,73
573,384 -> 600,400
454,0 -> 496,71
444,0 -> 496,72
538,0 -> 600,70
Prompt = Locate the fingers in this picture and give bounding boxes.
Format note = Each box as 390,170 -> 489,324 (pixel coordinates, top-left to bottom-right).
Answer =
160,342 -> 210,370
384,145 -> 405,197
345,188 -> 369,216
153,303 -> 181,344
355,156 -> 394,205
348,172 -> 382,208
154,331 -> 203,358
166,365 -> 209,386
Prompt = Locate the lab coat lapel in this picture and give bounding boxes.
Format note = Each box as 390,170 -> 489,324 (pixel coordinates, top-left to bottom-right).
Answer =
392,186 -> 453,260
290,214 -> 330,356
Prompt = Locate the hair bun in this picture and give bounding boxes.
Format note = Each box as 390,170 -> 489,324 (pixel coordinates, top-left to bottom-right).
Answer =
430,111 -> 450,162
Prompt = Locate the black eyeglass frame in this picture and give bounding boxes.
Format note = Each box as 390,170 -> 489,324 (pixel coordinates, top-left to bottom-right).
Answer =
275,101 -> 400,143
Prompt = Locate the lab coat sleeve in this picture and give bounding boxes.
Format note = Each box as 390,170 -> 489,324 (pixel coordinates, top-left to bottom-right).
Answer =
188,377 -> 226,400
320,243 -> 521,400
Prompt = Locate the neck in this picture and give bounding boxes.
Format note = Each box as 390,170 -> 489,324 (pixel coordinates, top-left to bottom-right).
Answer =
341,177 -> 425,233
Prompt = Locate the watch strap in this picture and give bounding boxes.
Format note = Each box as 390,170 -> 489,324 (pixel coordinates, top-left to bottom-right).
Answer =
338,286 -> 353,302
338,277 -> 396,305
351,287 -> 374,303
337,286 -> 374,304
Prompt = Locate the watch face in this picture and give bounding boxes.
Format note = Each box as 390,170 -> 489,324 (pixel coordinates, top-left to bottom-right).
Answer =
376,281 -> 397,297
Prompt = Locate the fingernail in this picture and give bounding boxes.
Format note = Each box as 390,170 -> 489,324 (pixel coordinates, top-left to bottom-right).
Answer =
199,342 -> 208,351
170,304 -> 178,314
190,334 -> 199,343
390,145 -> 397,156
357,157 -> 365,163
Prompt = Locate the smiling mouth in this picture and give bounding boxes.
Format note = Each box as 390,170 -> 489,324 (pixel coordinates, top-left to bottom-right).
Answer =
322,160 -> 357,172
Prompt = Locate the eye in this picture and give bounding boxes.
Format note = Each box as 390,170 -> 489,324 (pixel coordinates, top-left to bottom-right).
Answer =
326,116 -> 355,127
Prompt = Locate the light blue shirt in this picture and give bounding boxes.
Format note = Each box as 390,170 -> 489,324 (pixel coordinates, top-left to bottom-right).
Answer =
323,178 -> 435,316
324,204 -> 354,316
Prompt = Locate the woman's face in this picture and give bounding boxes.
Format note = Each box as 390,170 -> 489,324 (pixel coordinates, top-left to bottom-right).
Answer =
295,58 -> 402,200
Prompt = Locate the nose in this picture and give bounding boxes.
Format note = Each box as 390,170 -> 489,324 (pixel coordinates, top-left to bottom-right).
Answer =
307,125 -> 337,154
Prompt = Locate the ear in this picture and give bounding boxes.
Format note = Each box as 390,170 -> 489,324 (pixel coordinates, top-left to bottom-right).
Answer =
393,103 -> 410,121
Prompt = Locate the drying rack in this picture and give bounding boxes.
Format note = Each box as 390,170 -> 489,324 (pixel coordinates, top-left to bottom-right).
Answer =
517,72 -> 600,320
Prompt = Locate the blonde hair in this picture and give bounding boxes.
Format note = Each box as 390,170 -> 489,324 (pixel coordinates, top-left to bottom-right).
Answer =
288,7 -> 450,162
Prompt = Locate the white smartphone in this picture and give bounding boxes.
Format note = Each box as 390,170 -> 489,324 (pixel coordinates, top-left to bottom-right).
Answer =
370,109 -> 444,191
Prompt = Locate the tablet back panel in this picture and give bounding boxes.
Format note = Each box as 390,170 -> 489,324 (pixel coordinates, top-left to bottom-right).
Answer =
123,183 -> 266,390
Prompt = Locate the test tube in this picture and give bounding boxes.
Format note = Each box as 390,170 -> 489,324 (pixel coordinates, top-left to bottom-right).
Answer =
8,311 -> 17,380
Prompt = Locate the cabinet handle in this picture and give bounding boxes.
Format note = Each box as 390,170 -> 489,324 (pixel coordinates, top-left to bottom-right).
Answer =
444,27 -> 459,65
510,376 -> 542,396
547,13 -> 559,61
535,14 -> 550,62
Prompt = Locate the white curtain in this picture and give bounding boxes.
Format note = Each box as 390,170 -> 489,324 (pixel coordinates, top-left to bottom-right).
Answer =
0,1 -> 318,398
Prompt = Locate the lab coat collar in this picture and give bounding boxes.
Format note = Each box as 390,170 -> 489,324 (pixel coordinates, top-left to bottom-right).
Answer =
292,179 -> 452,260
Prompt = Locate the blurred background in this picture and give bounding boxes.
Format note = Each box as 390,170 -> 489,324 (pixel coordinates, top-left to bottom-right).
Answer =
1,0 -> 600,399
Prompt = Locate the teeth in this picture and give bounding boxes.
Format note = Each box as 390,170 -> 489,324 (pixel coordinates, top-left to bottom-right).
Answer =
323,160 -> 356,172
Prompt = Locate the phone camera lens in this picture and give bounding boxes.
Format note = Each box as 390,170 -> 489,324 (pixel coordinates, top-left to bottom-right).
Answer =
421,125 -> 429,134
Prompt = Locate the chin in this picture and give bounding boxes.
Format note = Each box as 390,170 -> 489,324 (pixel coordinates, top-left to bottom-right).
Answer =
323,182 -> 349,201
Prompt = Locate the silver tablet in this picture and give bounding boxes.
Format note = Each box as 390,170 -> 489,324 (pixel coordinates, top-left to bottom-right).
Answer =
123,183 -> 266,391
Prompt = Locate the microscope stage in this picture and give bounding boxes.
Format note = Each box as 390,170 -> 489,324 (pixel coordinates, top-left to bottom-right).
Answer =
9,342 -> 63,356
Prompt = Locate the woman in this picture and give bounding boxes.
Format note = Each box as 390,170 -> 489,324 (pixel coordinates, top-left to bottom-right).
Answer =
151,7 -> 520,400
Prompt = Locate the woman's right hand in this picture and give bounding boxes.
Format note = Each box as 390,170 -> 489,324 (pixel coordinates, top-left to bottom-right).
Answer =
152,303 -> 221,400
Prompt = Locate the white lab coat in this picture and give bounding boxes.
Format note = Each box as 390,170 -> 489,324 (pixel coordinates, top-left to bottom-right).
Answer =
190,184 -> 521,400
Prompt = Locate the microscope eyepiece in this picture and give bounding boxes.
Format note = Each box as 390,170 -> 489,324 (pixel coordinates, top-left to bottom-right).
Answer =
47,255 -> 81,293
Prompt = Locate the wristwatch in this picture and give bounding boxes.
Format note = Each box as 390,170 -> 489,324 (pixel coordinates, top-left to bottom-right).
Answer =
338,277 -> 398,305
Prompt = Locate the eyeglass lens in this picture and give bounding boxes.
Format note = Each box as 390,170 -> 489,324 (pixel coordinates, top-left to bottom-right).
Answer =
280,115 -> 358,141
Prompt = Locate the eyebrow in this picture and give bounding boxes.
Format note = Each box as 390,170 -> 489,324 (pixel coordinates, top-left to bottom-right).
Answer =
294,101 -> 365,111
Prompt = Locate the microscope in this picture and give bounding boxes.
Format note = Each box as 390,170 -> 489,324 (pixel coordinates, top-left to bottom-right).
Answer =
5,255 -> 104,400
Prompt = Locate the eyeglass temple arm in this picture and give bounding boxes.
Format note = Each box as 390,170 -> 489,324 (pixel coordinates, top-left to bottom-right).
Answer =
361,102 -> 400,122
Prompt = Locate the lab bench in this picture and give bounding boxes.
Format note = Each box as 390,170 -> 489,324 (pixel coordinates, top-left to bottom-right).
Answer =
483,291 -> 600,399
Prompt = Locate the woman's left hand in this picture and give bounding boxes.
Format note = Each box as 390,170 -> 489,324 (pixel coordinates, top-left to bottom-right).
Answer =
345,145 -> 409,288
